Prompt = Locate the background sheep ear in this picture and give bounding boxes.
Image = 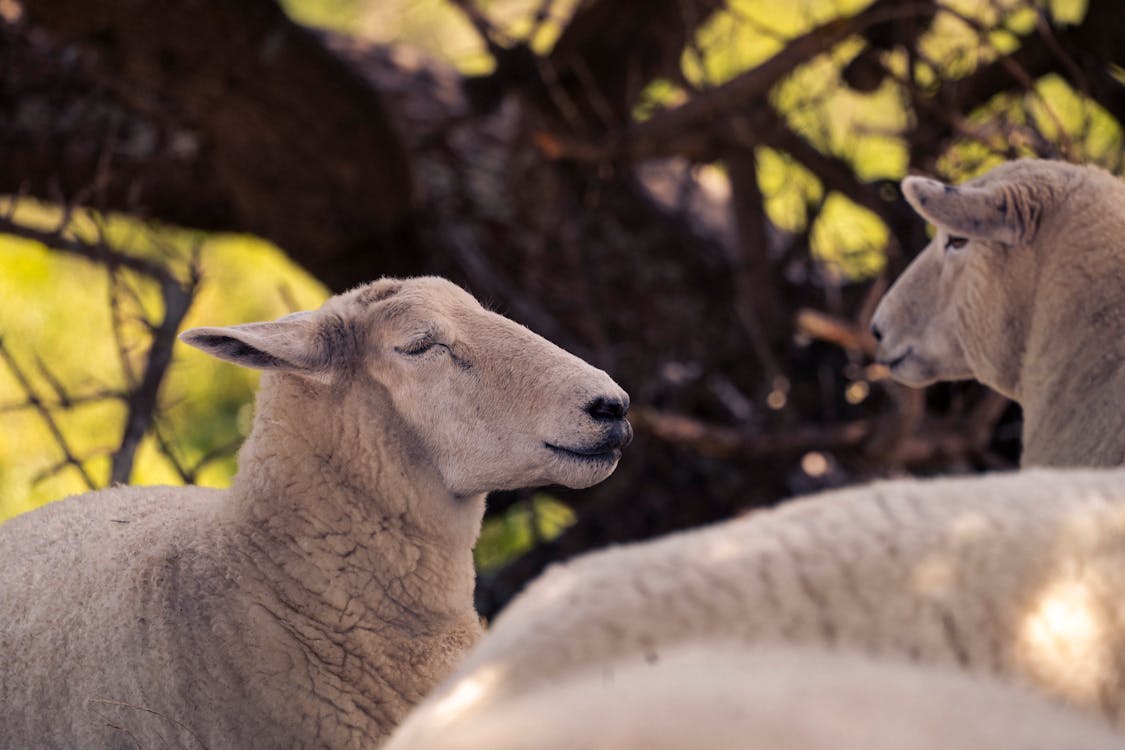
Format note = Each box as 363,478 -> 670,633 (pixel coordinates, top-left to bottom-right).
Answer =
901,176 -> 1024,245
179,311 -> 336,381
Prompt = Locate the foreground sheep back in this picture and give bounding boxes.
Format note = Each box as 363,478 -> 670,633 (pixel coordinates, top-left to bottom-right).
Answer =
385,644 -> 1125,750
0,276 -> 632,749
389,468 -> 1125,739
871,159 -> 1125,466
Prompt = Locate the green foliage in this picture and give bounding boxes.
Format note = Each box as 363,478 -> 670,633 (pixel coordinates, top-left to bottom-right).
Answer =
474,494 -> 577,572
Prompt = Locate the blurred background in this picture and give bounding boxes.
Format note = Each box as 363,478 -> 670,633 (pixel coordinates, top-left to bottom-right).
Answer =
1,0 -> 1120,616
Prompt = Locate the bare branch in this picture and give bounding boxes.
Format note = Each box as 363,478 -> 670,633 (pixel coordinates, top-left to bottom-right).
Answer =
109,260 -> 200,485
621,0 -> 936,159
634,407 -> 873,460
0,390 -> 124,414
0,336 -> 97,490
0,213 -> 177,283
795,308 -> 878,356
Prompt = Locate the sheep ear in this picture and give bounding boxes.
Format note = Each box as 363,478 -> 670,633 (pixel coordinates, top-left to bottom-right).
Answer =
179,311 -> 338,381
902,176 -> 1027,246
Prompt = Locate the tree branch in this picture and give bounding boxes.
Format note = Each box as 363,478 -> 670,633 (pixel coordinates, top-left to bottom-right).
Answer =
621,0 -> 935,158
544,0 -> 726,129
634,407 -> 873,460
0,336 -> 97,489
109,266 -> 199,485
0,213 -> 178,283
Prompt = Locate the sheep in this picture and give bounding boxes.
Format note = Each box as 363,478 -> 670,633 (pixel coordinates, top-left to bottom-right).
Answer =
385,643 -> 1125,750
870,158 -> 1125,466
386,467 -> 1125,739
0,276 -> 632,750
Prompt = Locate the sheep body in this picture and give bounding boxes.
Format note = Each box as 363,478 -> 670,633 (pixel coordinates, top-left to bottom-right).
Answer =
392,468 -> 1125,737
386,643 -> 1125,750
0,277 -> 631,749
871,158 -> 1125,466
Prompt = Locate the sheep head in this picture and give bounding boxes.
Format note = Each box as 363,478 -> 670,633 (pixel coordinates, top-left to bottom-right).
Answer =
180,276 -> 632,499
870,159 -> 1087,398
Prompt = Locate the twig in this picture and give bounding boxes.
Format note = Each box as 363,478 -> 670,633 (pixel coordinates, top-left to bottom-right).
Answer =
634,407 -> 873,460
33,353 -> 76,407
0,337 -> 97,489
795,308 -> 878,356
0,214 -> 177,284
0,390 -> 125,414
110,262 -> 200,485
938,3 -> 1075,157
150,419 -> 194,484
151,417 -> 239,485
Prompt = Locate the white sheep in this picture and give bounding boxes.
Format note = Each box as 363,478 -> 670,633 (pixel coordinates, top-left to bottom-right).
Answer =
385,643 -> 1125,750
387,467 -> 1125,740
0,276 -> 632,749
870,158 -> 1125,466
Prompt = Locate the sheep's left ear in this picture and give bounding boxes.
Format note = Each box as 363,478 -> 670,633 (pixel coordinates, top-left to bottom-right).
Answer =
902,176 -> 1034,246
179,311 -> 346,383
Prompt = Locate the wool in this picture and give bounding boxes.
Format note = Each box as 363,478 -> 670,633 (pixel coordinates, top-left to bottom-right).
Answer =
0,276 -> 630,749
389,467 -> 1125,741
872,159 -> 1125,466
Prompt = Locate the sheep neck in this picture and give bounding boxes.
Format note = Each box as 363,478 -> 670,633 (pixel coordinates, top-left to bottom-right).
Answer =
222,373 -> 485,699
1018,235 -> 1125,466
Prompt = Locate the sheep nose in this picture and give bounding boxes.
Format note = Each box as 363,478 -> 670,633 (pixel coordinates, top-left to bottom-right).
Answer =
870,323 -> 883,343
586,395 -> 629,422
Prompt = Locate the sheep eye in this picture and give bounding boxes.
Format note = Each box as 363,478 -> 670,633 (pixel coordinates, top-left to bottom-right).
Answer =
395,338 -> 439,356
945,235 -> 969,251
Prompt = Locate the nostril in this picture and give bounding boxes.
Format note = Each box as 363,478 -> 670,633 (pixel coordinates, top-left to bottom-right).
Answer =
587,396 -> 628,421
870,323 -> 883,343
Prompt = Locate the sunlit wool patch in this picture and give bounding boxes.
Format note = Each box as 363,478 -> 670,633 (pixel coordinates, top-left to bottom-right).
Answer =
910,511 -> 993,599
428,666 -> 502,725
1017,577 -> 1108,703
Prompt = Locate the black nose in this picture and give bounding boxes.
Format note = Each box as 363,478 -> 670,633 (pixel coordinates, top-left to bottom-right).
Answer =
870,323 -> 883,343
586,395 -> 629,421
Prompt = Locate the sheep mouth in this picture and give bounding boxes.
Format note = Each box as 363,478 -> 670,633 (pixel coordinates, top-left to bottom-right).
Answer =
879,347 -> 913,370
545,442 -> 622,462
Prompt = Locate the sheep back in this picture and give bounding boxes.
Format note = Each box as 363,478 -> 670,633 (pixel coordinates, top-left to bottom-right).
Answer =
386,643 -> 1125,750
0,486 -> 293,748
424,468 -> 1125,729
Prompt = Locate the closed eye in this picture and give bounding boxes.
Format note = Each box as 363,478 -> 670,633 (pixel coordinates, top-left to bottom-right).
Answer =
394,334 -> 471,369
395,338 -> 444,356
945,235 -> 969,251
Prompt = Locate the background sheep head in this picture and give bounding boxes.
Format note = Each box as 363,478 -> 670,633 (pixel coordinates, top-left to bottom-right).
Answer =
870,159 -> 1101,399
180,276 -> 632,500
